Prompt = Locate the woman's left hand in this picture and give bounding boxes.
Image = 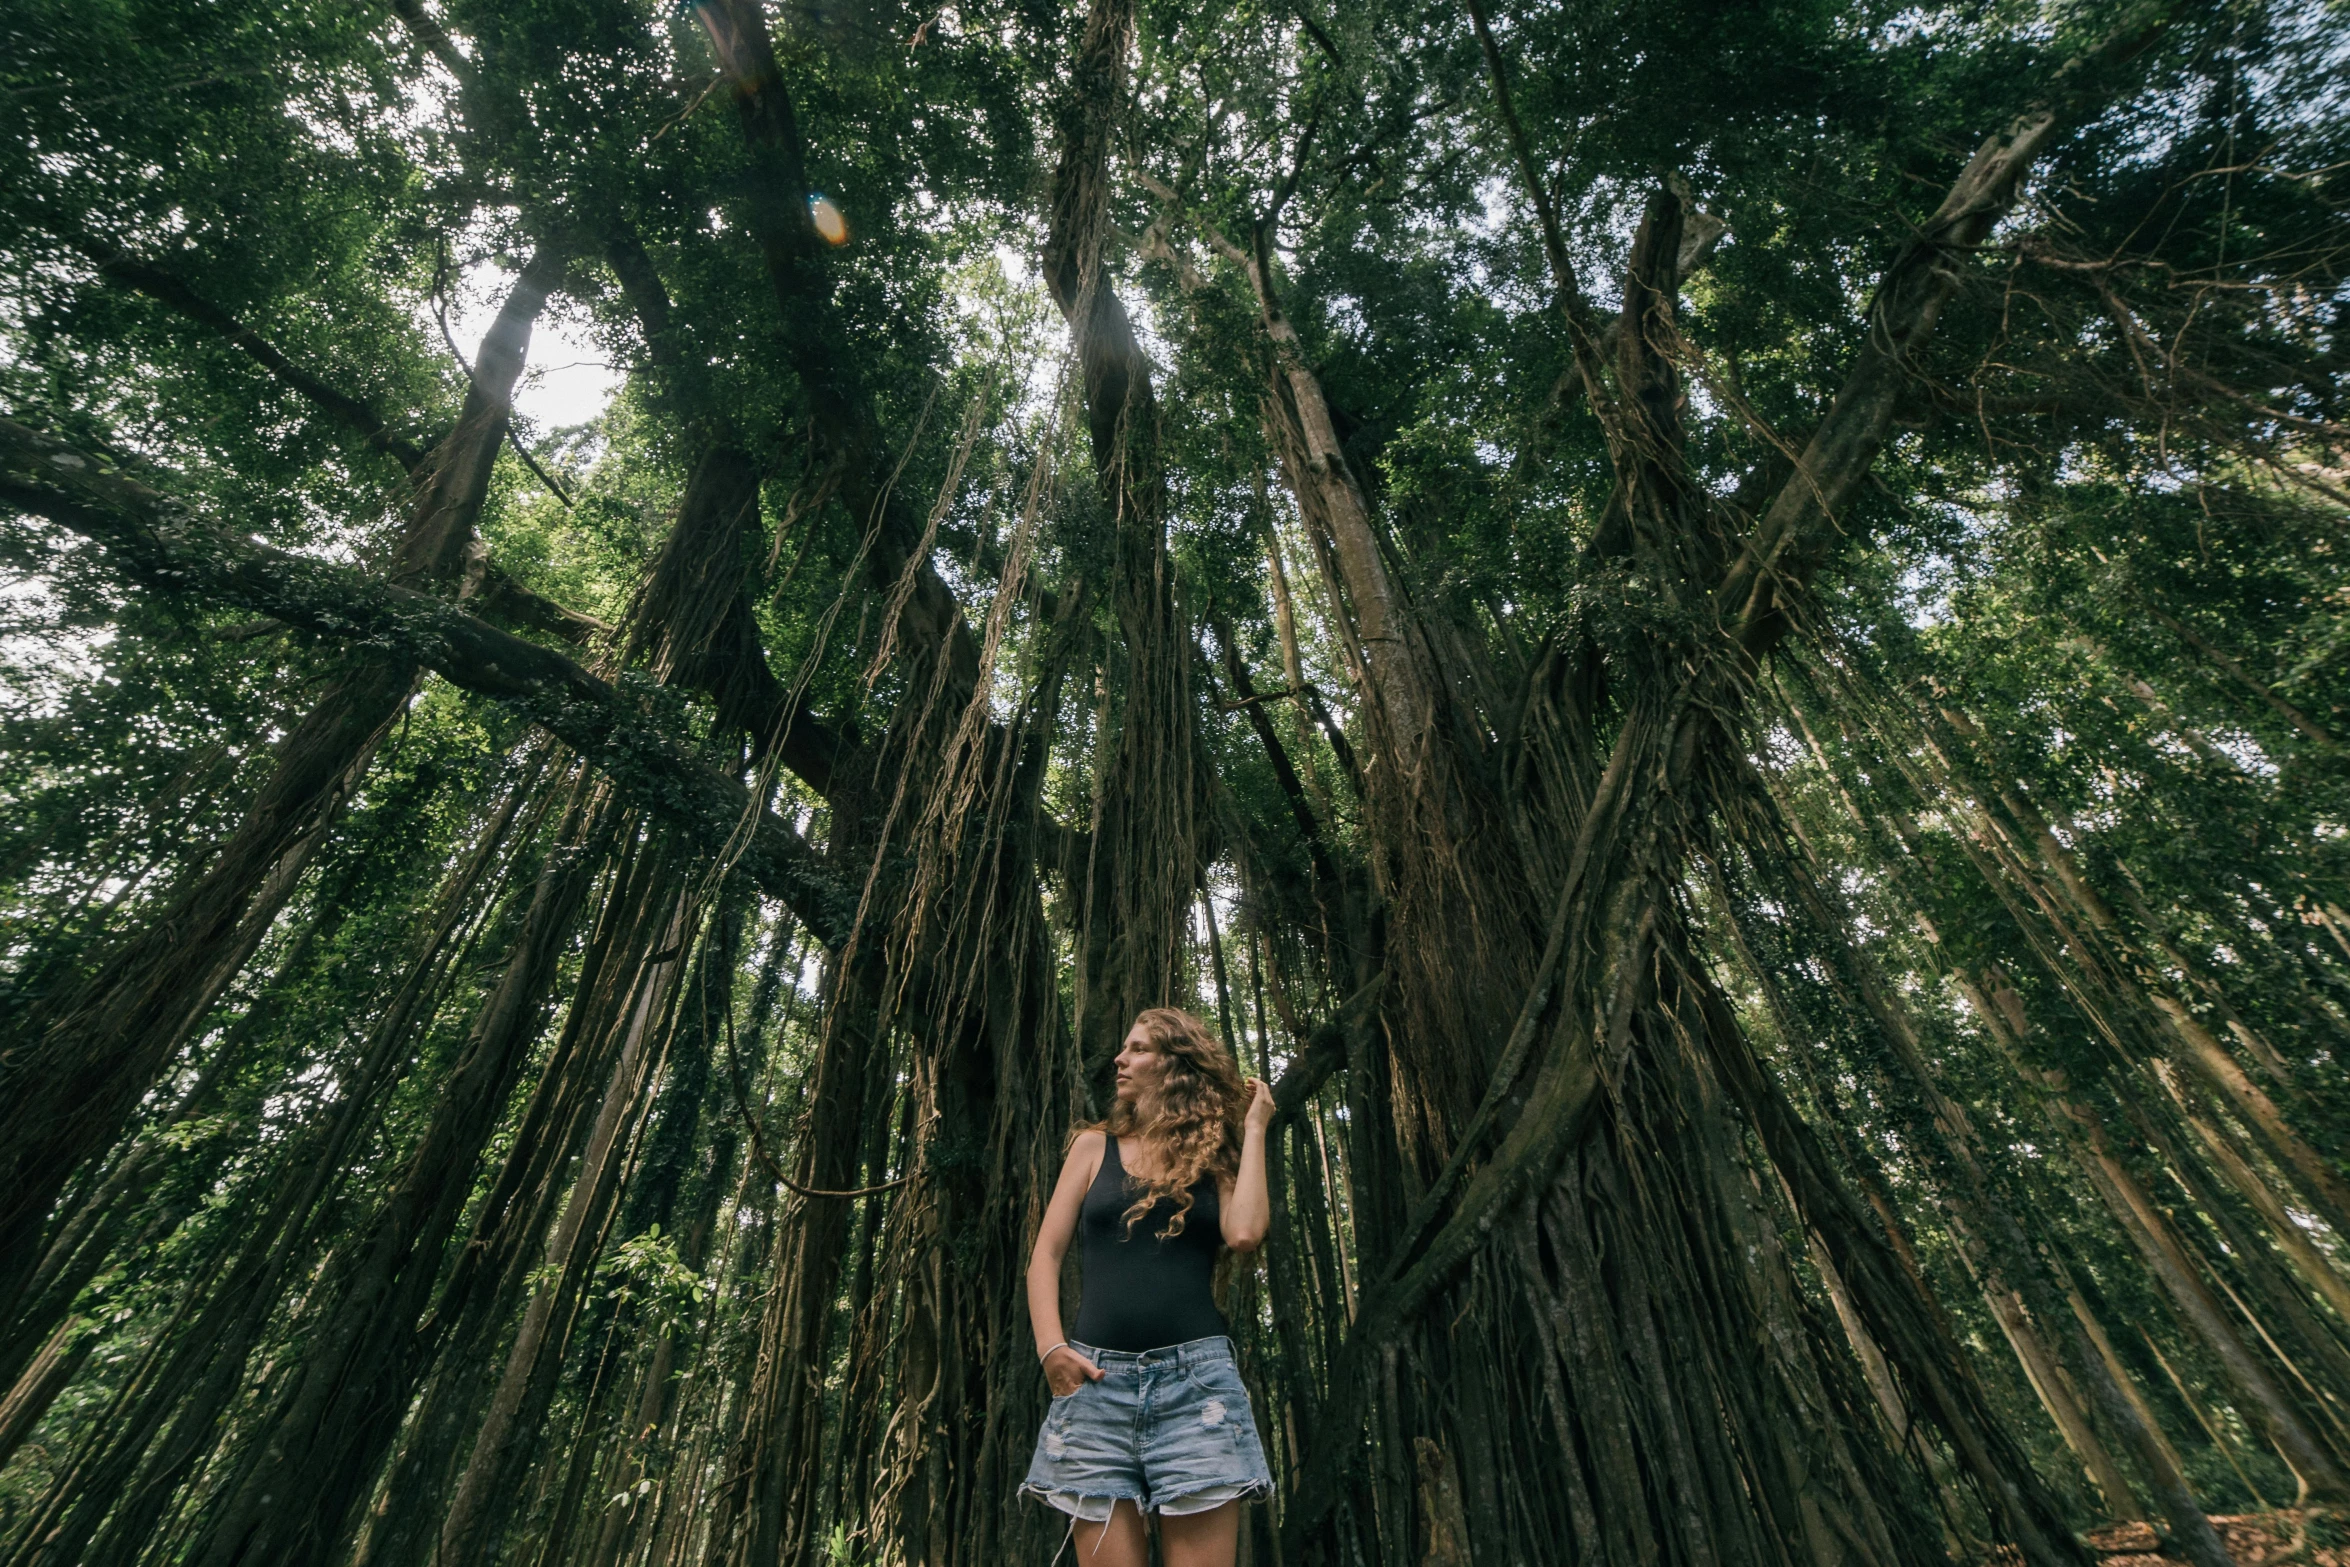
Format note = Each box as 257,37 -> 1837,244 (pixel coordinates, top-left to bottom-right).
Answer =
1243,1076 -> 1275,1133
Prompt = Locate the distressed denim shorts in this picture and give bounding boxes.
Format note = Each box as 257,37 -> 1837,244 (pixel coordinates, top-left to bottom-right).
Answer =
1020,1335 -> 1274,1522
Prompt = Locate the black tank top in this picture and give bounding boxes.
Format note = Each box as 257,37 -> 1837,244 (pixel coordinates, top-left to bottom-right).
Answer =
1072,1134 -> 1228,1352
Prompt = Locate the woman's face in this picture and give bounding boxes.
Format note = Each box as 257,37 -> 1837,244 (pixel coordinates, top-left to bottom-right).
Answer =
1113,1025 -> 1171,1109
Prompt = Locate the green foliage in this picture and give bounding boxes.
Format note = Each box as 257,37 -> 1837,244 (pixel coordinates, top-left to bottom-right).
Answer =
595,1224 -> 710,1335
2,0 -> 2347,1557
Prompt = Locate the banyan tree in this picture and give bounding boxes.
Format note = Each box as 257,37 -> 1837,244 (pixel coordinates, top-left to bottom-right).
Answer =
1,0 -> 2346,1563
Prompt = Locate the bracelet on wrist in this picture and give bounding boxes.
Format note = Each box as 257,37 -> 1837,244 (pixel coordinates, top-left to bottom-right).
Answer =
1039,1341 -> 1070,1366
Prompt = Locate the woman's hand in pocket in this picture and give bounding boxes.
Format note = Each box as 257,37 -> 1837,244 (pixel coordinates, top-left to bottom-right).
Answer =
1043,1346 -> 1103,1397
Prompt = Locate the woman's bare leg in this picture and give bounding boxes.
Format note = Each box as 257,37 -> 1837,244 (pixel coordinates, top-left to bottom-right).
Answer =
1072,1500 -> 1148,1566
1159,1500 -> 1240,1567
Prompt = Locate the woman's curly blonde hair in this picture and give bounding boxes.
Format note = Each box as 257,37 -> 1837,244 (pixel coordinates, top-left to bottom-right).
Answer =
1098,1007 -> 1246,1240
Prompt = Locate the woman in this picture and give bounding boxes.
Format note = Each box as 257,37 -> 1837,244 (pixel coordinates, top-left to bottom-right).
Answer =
1023,1007 -> 1277,1566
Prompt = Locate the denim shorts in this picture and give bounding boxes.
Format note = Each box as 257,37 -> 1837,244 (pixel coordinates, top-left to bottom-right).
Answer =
1020,1335 -> 1274,1520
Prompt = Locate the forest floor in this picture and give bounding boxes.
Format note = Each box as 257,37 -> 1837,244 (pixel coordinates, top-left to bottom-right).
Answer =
2083,1512 -> 2345,1567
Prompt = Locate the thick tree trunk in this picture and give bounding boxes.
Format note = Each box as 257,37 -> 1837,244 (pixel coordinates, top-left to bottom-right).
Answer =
1261,88 -> 2093,1566
1254,210 -> 2069,1567
688,0 -> 977,697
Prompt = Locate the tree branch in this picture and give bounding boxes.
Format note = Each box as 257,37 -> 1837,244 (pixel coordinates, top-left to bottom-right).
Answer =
429,254 -> 577,508
61,234 -> 611,648
1288,0 -> 1342,66
1716,109 -> 2061,656
691,0 -> 979,696
1269,971 -> 1384,1119
1215,621 -> 1350,936
1713,11 -> 2175,654
2138,591 -> 2342,753
473,564 -> 612,645
59,232 -> 428,475
1464,0 -> 1610,402
383,0 -> 475,89
0,416 -> 857,947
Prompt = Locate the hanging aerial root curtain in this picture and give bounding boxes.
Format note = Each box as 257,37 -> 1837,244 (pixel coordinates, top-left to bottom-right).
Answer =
1117,11 -> 2161,1559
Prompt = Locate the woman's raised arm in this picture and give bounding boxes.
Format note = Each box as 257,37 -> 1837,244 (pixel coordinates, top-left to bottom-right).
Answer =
1221,1079 -> 1275,1252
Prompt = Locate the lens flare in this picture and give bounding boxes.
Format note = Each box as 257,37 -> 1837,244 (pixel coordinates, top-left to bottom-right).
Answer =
809,195 -> 848,246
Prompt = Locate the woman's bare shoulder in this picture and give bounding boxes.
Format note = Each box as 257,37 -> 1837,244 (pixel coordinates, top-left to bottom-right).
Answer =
1065,1127 -> 1106,1175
